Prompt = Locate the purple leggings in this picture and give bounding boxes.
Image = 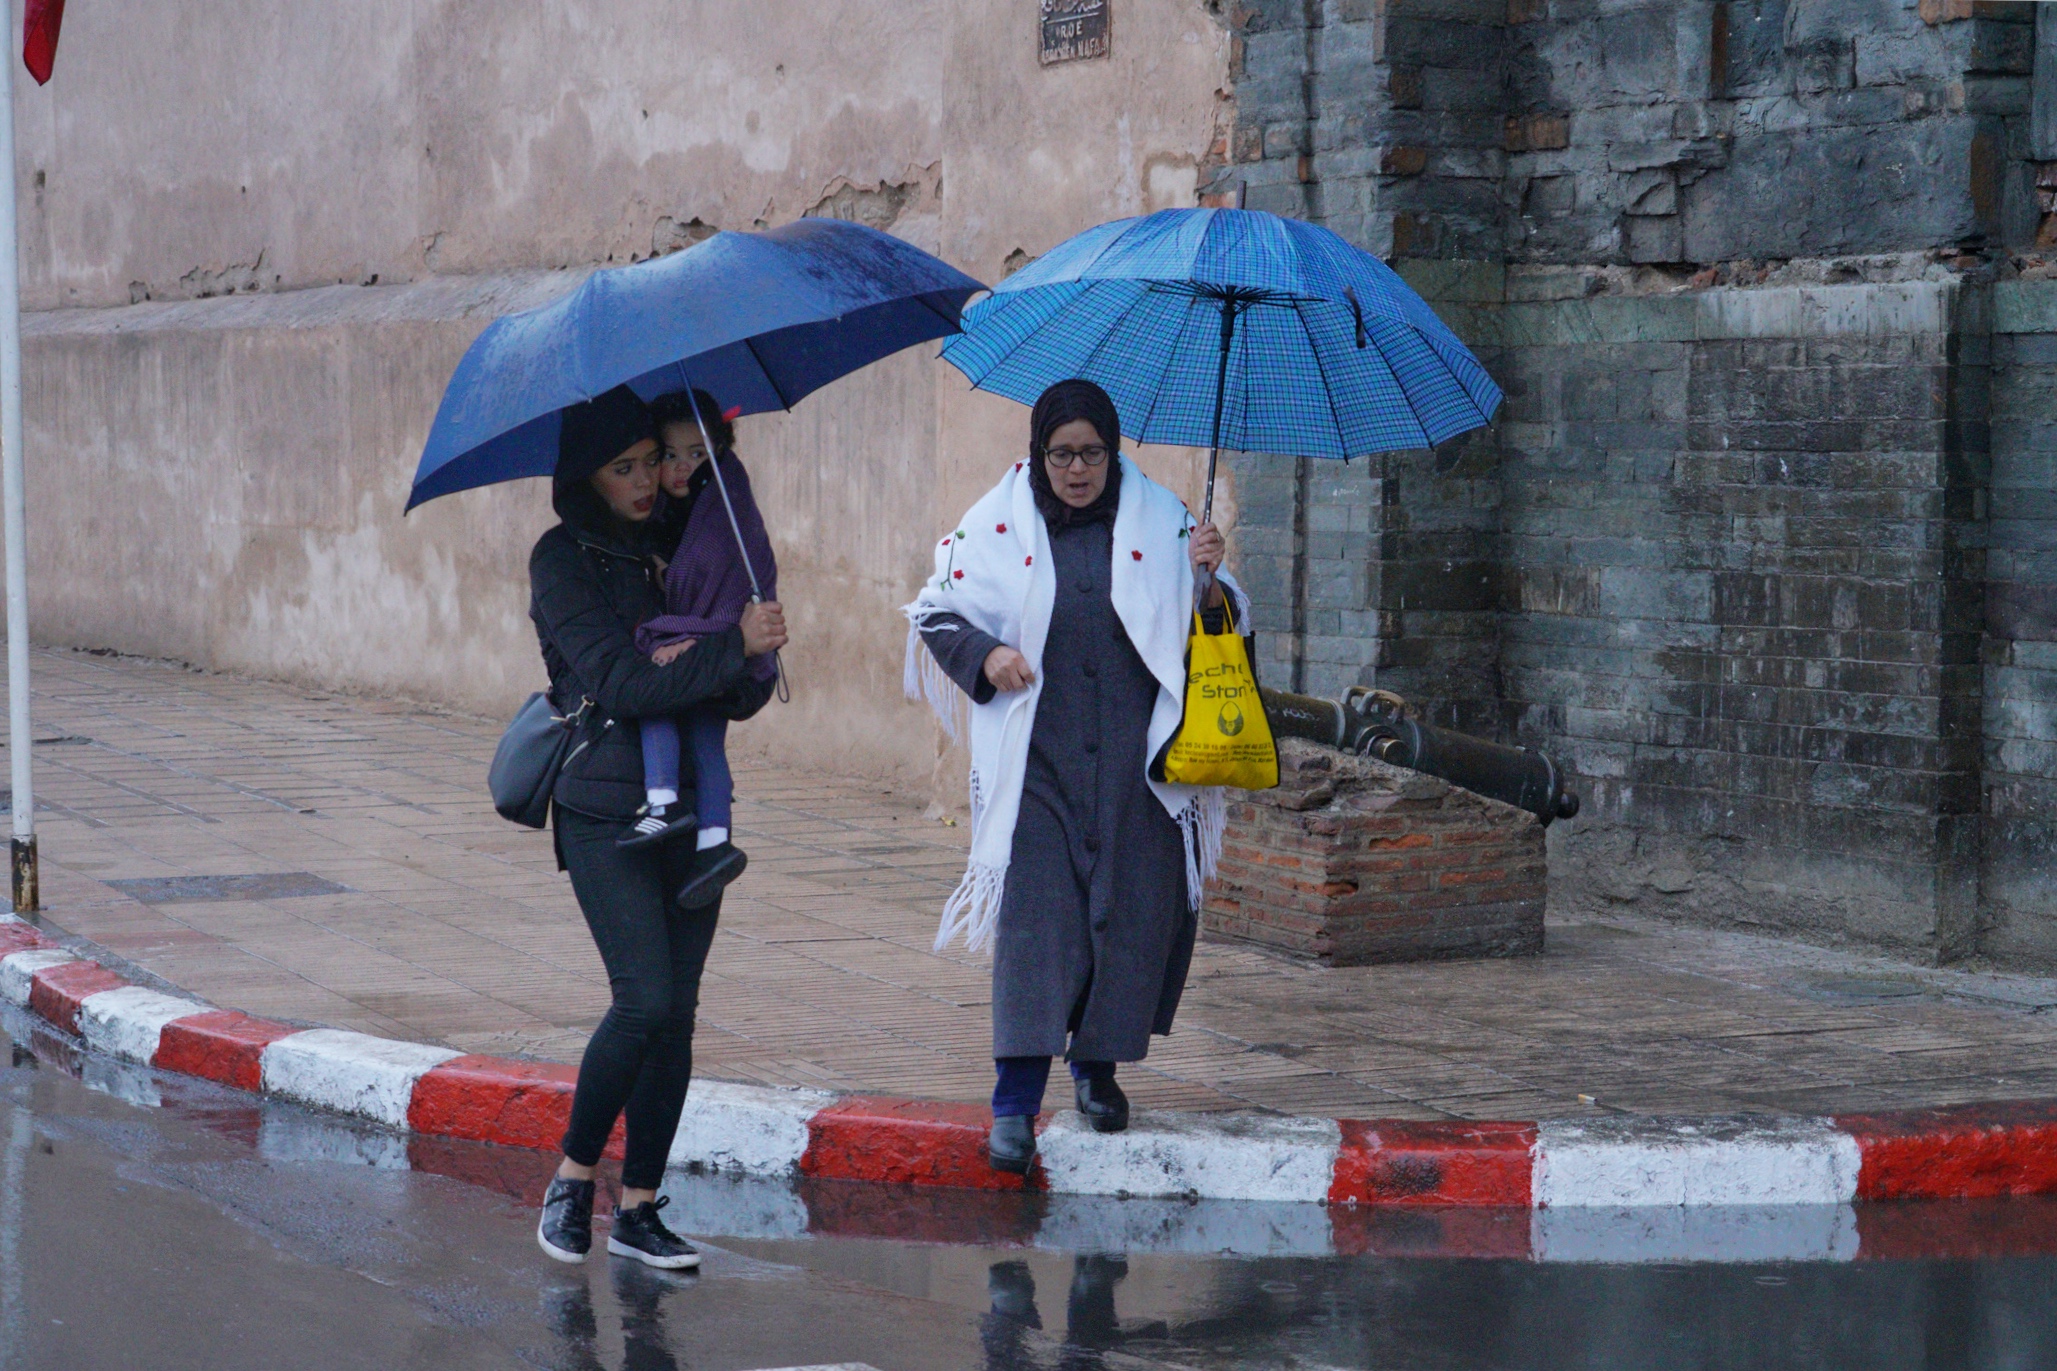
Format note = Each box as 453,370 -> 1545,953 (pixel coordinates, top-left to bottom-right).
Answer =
992,1056 -> 1114,1119
637,711 -> 731,831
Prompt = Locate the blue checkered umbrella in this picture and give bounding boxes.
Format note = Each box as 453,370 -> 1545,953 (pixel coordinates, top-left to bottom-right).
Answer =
939,207 -> 1501,522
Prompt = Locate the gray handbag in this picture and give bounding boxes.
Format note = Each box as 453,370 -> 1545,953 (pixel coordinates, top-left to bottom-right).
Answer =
488,691 -> 591,828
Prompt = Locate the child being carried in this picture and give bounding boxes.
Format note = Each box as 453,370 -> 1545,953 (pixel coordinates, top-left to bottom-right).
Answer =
617,389 -> 779,911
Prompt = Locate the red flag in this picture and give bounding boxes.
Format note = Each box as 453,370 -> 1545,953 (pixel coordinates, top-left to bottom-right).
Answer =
23,0 -> 64,86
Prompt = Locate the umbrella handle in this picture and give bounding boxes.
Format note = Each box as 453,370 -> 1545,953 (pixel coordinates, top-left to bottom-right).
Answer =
754,596 -> 792,705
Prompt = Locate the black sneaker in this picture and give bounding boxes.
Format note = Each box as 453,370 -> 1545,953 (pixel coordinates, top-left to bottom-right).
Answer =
618,805 -> 697,851
676,842 -> 747,908
607,1197 -> 701,1270
536,1176 -> 595,1264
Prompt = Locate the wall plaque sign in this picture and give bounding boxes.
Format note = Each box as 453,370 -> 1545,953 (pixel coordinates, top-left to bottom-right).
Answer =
1040,0 -> 1110,65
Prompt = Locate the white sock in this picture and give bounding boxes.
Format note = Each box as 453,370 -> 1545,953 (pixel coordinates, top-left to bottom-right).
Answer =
696,826 -> 728,850
646,788 -> 679,811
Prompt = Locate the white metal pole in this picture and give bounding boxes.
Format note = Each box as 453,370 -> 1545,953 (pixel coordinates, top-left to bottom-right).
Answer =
0,33 -> 34,913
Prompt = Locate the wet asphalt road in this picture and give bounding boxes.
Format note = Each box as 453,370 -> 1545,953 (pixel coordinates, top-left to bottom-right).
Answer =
0,1021 -> 1002,1370
5,1006 -> 2057,1371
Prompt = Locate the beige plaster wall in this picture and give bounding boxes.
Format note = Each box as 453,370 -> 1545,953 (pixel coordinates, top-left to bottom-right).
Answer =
19,1 -> 1233,793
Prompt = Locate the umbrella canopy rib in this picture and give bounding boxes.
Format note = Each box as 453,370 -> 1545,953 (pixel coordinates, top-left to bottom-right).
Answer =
741,335 -> 794,412
1288,299 -> 1358,460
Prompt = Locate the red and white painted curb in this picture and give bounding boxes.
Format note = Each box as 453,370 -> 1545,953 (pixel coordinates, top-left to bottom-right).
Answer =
7,915 -> 2057,1213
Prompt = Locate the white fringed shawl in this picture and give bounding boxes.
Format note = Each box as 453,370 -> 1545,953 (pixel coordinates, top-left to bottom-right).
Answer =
902,455 -> 1244,953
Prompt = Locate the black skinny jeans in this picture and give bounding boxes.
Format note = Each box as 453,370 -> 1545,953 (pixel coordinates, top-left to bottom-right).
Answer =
556,807 -> 720,1190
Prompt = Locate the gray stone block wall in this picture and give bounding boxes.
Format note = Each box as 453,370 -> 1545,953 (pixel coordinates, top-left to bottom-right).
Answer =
1207,0 -> 2057,963
1212,2 -> 2033,270
1983,283 -> 2057,963
1492,282 -> 1990,958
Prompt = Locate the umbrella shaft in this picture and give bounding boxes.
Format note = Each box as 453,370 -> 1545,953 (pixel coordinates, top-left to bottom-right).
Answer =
705,453 -> 765,602
683,383 -> 788,702
682,386 -> 765,601
1200,293 -> 1238,530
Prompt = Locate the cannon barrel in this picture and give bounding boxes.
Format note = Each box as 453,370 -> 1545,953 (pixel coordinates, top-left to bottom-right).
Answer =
1259,686 -> 1581,827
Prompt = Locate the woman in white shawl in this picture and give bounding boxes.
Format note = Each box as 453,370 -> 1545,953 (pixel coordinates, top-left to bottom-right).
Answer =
905,379 -> 1243,1173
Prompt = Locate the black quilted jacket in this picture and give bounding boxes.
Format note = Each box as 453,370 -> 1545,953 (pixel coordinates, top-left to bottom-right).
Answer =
528,485 -> 773,821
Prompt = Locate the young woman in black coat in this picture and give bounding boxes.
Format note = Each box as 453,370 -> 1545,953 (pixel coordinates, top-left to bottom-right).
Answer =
529,385 -> 786,1268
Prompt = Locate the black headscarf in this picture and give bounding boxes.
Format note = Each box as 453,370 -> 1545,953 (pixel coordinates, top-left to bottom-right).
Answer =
551,384 -> 658,542
1027,378 -> 1123,527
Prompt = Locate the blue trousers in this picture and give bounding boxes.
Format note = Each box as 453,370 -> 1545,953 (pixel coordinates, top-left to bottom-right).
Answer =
638,710 -> 732,831
993,1056 -> 1114,1119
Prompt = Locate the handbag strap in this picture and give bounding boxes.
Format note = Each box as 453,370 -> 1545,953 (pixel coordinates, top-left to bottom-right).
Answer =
532,584 -> 596,726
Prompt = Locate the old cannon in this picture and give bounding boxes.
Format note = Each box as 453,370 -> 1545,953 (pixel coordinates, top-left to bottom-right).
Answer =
1259,686 -> 1580,827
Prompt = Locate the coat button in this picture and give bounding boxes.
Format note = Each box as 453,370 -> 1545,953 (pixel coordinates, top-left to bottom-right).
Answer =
1085,836 -> 1101,853
1093,917 -> 1109,932
1083,662 -> 1097,678
1085,740 -> 1098,754
1078,581 -> 1094,594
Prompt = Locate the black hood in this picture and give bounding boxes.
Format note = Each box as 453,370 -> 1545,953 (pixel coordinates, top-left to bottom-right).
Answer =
552,384 -> 658,551
555,385 -> 656,491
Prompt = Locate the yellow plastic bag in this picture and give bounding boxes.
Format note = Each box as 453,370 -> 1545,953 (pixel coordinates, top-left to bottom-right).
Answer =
1152,602 -> 1279,790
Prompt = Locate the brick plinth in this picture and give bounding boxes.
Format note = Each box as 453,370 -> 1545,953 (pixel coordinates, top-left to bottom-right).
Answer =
1204,739 -> 1545,966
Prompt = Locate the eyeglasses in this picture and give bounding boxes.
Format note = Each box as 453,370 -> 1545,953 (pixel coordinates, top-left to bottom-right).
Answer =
1043,445 -> 1110,468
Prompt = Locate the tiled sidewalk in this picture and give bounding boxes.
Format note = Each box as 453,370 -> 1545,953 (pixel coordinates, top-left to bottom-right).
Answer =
18,646 -> 2057,1120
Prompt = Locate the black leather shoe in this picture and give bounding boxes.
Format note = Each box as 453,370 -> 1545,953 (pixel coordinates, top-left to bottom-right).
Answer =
1075,1074 -> 1129,1134
989,1114 -> 1037,1174
536,1176 -> 595,1263
607,1197 -> 701,1270
676,842 -> 747,908
618,806 -> 697,851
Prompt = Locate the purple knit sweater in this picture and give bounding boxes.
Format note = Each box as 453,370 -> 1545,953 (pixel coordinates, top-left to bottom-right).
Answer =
634,453 -> 779,682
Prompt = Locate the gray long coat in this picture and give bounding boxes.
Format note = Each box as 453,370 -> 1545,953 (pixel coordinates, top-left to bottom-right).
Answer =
922,514 -> 1198,1062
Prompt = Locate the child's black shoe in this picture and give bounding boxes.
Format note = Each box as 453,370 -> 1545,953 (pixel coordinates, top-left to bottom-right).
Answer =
676,842 -> 747,908
618,805 -> 697,851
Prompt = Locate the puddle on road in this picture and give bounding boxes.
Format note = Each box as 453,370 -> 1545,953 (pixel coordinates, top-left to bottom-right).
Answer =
1799,975 -> 1929,1006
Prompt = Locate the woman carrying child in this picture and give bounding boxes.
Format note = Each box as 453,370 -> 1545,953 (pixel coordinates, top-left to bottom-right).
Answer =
529,385 -> 786,1269
617,389 -> 777,912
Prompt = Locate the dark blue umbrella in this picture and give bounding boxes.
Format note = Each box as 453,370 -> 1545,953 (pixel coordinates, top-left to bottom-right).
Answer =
406,218 -> 985,511
409,216 -> 983,702
938,208 -> 1500,525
